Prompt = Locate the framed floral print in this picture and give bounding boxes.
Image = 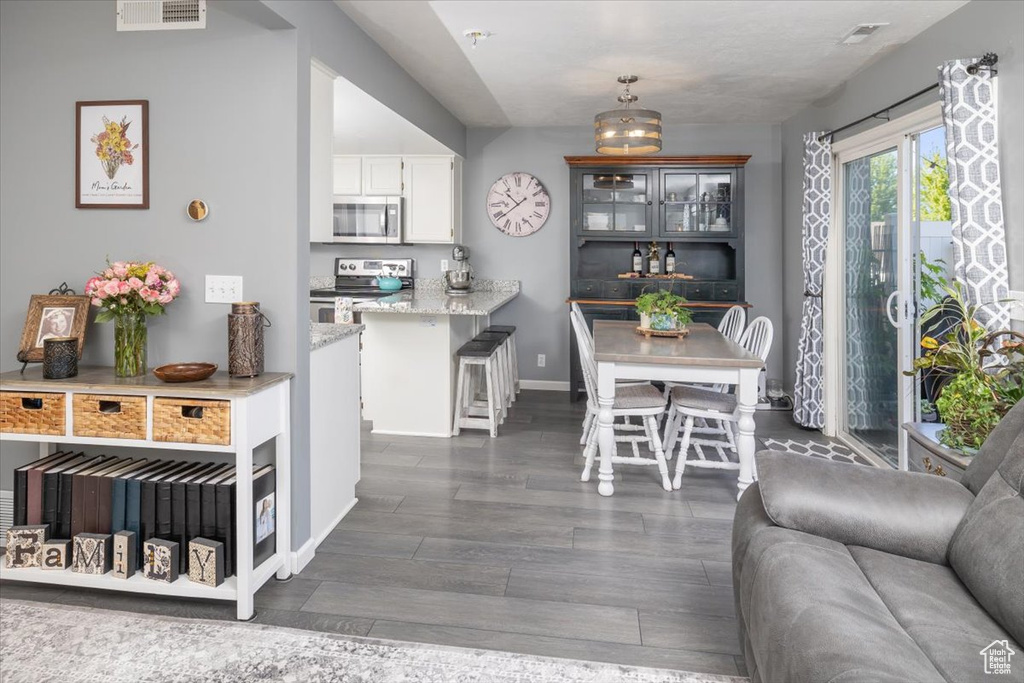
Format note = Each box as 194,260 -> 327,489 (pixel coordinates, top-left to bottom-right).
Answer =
76,100 -> 149,209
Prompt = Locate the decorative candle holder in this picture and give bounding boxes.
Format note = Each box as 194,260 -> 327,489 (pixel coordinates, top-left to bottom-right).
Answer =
43,337 -> 78,379
228,302 -> 269,377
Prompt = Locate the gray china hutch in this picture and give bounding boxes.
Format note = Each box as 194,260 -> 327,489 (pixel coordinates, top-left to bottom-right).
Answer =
567,155 -> 751,400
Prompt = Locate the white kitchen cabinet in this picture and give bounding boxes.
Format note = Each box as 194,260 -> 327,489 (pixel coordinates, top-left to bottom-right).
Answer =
403,156 -> 462,244
332,156 -> 362,196
362,156 -> 404,195
309,62 -> 335,243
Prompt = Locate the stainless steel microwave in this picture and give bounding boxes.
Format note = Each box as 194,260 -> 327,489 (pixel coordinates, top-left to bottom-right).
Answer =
331,196 -> 402,244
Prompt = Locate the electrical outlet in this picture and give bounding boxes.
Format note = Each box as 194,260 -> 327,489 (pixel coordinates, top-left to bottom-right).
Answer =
441,259 -> 449,272
205,275 -> 243,304
537,354 -> 546,368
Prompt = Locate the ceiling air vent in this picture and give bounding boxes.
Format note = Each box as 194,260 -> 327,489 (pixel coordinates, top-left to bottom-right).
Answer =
116,0 -> 207,32
840,23 -> 889,45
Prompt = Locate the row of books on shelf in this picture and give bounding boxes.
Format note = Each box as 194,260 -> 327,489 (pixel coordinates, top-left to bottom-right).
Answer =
11,451 -> 276,577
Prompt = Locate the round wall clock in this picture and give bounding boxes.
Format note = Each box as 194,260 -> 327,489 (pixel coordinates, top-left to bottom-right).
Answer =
487,172 -> 550,237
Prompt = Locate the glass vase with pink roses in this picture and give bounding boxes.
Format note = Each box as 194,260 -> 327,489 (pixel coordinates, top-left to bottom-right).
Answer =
85,261 -> 181,377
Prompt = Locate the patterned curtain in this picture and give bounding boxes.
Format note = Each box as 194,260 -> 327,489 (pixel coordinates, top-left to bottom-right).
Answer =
939,59 -> 1011,330
793,133 -> 831,429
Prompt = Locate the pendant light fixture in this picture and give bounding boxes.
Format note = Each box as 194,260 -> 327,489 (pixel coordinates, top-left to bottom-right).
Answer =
594,75 -> 662,155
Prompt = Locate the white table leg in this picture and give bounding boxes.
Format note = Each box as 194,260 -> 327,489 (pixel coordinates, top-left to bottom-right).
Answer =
596,361 -> 616,496
275,383 -> 292,580
736,367 -> 759,500
234,400 -> 254,621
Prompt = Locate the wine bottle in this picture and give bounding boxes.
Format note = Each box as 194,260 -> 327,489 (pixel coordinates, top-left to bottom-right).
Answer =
632,242 -> 643,274
665,243 -> 676,274
648,243 -> 661,275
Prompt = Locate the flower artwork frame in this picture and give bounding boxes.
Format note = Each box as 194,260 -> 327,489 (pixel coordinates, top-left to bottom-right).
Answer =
76,100 -> 149,209
17,295 -> 91,364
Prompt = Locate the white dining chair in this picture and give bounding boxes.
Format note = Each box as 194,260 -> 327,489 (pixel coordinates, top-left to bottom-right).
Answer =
570,308 -> 672,491
571,303 -> 653,446
661,316 -> 773,489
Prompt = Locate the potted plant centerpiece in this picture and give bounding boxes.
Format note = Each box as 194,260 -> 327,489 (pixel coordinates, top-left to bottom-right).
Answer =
905,281 -> 1023,462
635,290 -> 693,333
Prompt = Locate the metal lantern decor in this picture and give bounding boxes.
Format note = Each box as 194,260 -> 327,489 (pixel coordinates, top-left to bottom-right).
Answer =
228,302 -> 269,377
594,75 -> 662,156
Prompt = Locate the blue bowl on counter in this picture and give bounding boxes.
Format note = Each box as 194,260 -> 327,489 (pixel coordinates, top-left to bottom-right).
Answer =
375,276 -> 403,292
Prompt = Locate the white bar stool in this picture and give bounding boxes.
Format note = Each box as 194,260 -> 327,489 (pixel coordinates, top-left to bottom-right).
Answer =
477,329 -> 515,410
452,337 -> 504,437
484,325 -> 519,398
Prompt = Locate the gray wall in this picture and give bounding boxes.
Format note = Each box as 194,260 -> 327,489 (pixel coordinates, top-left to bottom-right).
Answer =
314,124 -> 784,384
0,2 -> 300,505
0,0 -> 466,551
780,0 -> 1024,389
261,0 -> 465,158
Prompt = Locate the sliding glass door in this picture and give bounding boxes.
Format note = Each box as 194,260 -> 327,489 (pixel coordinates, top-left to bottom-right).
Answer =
842,147 -> 901,465
832,105 -> 948,468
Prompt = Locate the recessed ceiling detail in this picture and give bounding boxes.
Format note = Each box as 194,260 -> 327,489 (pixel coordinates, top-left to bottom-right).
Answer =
337,0 -> 968,127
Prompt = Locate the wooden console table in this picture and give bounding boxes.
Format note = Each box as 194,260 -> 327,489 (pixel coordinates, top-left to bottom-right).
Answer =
0,366 -> 292,620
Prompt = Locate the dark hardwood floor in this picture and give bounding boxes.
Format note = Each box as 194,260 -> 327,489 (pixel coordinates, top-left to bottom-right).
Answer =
1,390 -> 831,677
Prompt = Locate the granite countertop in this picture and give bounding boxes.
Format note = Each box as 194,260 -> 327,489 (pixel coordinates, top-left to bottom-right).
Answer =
310,277 -> 520,317
310,322 -> 364,351
353,288 -> 518,316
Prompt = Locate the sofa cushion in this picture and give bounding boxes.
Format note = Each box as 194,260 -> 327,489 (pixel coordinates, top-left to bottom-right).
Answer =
960,399 -> 1024,496
756,451 -> 973,565
850,545 -> 1020,682
738,524 -> 944,682
948,431 -> 1024,645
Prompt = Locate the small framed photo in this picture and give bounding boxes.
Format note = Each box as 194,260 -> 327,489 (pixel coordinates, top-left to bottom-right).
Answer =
17,295 -> 90,363
76,100 -> 149,209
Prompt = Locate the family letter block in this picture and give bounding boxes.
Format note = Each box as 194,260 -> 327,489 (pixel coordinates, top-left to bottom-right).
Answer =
72,533 -> 112,575
143,538 -> 179,583
112,531 -> 137,579
188,537 -> 224,587
4,525 -> 48,568
42,539 -> 72,570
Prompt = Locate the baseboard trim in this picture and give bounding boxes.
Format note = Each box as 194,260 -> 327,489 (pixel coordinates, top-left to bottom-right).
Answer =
519,380 -> 571,391
315,497 -> 358,547
371,428 -> 451,438
291,537 -> 316,575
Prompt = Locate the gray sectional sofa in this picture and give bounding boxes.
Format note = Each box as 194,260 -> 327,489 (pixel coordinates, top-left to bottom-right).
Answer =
733,401 -> 1023,682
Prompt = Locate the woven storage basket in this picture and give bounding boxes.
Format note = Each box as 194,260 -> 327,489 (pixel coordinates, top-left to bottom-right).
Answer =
153,397 -> 231,446
0,391 -> 65,436
72,393 -> 146,440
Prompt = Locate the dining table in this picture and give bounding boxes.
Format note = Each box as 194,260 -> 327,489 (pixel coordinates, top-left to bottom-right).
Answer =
592,320 -> 764,500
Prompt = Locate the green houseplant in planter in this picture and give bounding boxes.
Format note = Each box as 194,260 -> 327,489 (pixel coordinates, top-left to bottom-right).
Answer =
635,291 -> 693,332
906,281 -> 1023,452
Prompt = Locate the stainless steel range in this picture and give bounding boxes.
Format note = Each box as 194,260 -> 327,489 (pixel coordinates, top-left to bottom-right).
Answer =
310,258 -> 414,323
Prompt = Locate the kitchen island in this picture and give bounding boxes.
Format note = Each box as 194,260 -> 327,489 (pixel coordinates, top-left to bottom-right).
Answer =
309,322 -> 363,547
356,280 -> 519,437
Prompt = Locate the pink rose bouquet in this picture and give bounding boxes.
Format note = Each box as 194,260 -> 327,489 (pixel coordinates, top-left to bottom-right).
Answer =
85,260 -> 181,322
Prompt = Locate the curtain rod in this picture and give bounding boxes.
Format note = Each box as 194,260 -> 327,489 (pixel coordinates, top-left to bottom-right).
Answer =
817,83 -> 940,143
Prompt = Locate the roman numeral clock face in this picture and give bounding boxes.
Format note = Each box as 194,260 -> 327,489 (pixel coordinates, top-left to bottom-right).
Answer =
487,172 -> 550,237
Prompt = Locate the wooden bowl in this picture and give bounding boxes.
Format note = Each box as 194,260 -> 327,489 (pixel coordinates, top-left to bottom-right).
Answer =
153,362 -> 218,383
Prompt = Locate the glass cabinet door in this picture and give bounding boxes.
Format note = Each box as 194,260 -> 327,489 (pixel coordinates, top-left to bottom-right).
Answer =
661,171 -> 734,235
581,172 -> 652,235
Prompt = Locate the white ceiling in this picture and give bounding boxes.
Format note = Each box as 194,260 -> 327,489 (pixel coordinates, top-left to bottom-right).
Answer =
334,76 -> 454,155
336,0 -> 968,127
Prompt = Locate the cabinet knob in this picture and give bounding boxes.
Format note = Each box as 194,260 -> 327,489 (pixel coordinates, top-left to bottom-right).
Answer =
658,200 -> 665,205
647,200 -> 653,206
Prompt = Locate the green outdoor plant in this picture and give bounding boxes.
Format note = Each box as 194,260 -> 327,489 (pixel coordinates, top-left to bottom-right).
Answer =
907,281 -> 1024,450
918,252 -> 948,305
635,290 -> 693,324
920,151 -> 951,221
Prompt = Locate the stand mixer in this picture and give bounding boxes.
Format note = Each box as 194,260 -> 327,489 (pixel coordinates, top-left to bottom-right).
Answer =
443,244 -> 474,295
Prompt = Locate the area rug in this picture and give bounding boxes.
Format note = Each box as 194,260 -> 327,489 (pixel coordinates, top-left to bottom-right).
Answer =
0,600 -> 745,683
761,438 -> 876,466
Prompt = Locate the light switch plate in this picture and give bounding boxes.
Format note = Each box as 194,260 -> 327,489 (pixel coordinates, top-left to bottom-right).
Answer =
205,275 -> 243,304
